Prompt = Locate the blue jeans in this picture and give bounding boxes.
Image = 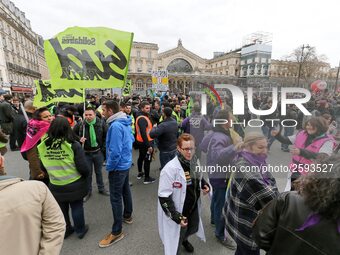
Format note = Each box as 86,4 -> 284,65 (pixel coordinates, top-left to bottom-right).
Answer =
58,200 -> 86,234
85,151 -> 105,193
261,125 -> 276,149
211,187 -> 226,240
281,126 -> 295,150
108,170 -> 133,235
159,149 -> 177,169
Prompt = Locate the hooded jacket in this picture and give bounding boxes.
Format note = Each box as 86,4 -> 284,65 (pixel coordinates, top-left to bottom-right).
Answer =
106,112 -> 134,171
0,177 -> 65,255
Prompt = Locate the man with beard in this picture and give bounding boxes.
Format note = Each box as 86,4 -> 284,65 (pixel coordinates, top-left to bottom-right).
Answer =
135,101 -> 156,184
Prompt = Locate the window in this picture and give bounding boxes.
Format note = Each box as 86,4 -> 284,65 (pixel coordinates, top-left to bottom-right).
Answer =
148,51 -> 152,59
137,50 -> 141,58
146,79 -> 152,88
137,61 -> 142,72
2,36 -> 7,47
147,63 -> 152,72
136,79 -> 143,91
226,61 -> 229,66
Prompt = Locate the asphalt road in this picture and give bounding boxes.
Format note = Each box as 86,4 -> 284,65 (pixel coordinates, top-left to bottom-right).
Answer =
5,136 -> 289,255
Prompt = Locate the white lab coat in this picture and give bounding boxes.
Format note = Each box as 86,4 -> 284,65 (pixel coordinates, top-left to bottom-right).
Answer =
158,156 -> 206,255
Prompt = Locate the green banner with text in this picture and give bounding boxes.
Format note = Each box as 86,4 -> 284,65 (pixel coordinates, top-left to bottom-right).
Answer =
122,79 -> 132,96
44,26 -> 134,89
33,80 -> 84,108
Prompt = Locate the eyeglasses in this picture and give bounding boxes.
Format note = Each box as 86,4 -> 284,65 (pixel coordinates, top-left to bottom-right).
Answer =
180,147 -> 195,152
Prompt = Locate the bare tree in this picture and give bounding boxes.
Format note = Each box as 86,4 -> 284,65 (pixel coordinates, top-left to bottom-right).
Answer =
289,46 -> 329,84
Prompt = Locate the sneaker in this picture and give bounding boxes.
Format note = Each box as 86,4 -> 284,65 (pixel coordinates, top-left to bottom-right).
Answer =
123,217 -> 133,224
129,181 -> 133,187
78,225 -> 89,239
143,177 -> 156,185
83,192 -> 92,202
99,190 -> 110,196
217,238 -> 236,250
137,172 -> 144,180
182,240 -> 194,253
99,232 -> 125,248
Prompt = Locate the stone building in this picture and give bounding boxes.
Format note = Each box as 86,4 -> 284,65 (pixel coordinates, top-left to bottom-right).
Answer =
37,35 -> 49,80
0,0 -> 40,96
127,39 -> 244,94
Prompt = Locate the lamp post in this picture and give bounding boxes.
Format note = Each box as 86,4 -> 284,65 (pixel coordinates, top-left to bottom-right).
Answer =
334,60 -> 340,93
297,44 -> 310,87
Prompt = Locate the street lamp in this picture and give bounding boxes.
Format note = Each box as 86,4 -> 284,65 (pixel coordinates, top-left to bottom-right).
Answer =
335,60 -> 340,93
297,44 -> 311,87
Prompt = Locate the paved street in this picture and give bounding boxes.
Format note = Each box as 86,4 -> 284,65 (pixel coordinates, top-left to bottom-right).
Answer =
6,136 -> 289,255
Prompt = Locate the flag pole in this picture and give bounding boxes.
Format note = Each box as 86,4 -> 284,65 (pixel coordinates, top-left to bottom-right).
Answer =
82,88 -> 86,148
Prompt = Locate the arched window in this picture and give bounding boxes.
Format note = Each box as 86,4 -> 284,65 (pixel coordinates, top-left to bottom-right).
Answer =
146,79 -> 152,88
167,58 -> 193,73
136,79 -> 144,91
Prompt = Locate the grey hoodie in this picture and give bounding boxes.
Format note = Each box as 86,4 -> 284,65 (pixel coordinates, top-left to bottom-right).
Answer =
106,111 -> 127,125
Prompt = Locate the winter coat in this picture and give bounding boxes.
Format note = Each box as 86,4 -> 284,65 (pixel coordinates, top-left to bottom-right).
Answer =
0,177 -> 65,255
106,112 -> 134,171
150,117 -> 178,152
253,192 -> 340,255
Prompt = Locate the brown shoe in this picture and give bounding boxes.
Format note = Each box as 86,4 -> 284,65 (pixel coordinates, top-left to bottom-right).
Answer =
98,232 -> 125,248
123,217 -> 133,224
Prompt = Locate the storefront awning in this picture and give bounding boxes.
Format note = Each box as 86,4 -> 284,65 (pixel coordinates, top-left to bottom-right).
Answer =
11,86 -> 33,93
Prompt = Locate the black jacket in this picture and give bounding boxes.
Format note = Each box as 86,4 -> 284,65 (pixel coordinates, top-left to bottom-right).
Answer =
136,112 -> 153,147
253,192 -> 340,255
0,101 -> 16,134
149,117 -> 178,152
73,117 -> 107,152
0,100 -> 15,123
14,111 -> 33,148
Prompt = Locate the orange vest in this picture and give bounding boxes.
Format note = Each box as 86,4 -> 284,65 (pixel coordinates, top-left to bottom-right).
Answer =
135,115 -> 154,142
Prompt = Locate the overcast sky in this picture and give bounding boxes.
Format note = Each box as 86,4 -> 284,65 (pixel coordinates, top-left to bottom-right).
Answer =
12,0 -> 340,67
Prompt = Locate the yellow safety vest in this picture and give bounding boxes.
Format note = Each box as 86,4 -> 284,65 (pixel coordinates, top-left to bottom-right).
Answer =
38,139 -> 81,186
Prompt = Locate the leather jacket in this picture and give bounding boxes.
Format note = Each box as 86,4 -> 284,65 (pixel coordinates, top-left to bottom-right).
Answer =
252,192 -> 340,255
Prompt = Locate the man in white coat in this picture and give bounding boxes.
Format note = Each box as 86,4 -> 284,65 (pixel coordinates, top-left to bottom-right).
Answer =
158,133 -> 210,255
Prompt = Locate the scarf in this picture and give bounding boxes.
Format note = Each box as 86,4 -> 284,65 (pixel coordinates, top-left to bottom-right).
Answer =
86,118 -> 98,148
177,151 -> 199,175
21,119 -> 50,153
296,213 -> 340,234
237,150 -> 270,185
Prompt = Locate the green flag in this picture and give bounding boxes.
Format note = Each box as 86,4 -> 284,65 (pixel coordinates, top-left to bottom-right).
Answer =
44,26 -> 134,89
33,80 -> 84,108
122,79 -> 132,96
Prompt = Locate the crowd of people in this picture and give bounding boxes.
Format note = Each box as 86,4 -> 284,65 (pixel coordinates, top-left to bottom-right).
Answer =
0,87 -> 339,254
